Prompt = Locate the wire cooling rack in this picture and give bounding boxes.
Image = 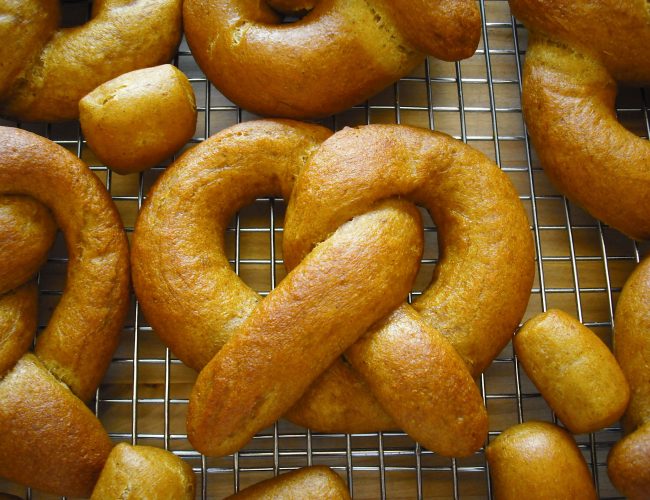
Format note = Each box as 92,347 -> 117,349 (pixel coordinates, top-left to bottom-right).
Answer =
1,1 -> 649,498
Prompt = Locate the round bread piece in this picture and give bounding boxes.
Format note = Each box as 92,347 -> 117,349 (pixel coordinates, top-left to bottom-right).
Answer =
228,466 -> 350,499
486,421 -> 597,500
0,126 -> 130,400
0,0 -> 182,122
80,64 -> 197,174
509,0 -> 650,240
183,0 -> 480,118
514,309 -> 629,434
608,255 -> 650,499
91,444 -> 196,500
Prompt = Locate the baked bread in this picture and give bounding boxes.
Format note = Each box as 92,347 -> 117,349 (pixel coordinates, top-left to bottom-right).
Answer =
183,0 -> 481,118
608,255 -> 650,499
486,421 -> 597,500
91,444 -> 196,500
132,120 -> 534,458
509,0 -> 650,240
0,0 -> 182,122
515,309 -> 629,434
228,466 -> 350,499
0,127 -> 130,496
79,64 -> 197,174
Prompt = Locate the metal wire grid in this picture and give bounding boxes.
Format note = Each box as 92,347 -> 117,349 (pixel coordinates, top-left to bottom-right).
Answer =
1,0 -> 649,498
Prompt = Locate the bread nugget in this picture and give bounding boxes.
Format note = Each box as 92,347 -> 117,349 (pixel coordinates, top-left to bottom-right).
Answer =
515,309 -> 629,434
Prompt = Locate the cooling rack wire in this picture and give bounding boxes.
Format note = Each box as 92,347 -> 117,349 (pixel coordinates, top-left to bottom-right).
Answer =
1,1 -> 649,498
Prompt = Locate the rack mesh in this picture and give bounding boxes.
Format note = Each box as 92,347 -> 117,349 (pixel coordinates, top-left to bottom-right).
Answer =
1,1 -> 649,498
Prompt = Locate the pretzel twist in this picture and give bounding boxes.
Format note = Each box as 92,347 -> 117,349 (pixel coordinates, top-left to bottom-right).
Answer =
608,256 -> 650,499
509,0 -> 650,240
0,127 -> 130,496
133,120 -> 534,458
0,0 -> 182,122
183,0 -> 481,118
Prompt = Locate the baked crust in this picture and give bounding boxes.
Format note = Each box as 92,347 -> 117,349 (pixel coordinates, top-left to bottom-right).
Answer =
0,0 -> 182,122
91,444 -> 196,500
0,127 -> 130,495
183,0 -> 480,118
515,309 -> 629,434
608,256 -> 650,499
133,120 -> 533,458
486,421 -> 597,500
228,466 -> 350,499
510,0 -> 650,240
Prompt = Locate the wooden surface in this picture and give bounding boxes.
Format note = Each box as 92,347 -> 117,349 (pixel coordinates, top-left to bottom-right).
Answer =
1,1 -> 649,498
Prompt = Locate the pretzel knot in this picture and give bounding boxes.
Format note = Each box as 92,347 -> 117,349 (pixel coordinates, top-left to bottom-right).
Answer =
0,0 -> 182,122
132,120 -> 534,458
0,127 -> 130,496
509,0 -> 650,240
183,0 -> 481,118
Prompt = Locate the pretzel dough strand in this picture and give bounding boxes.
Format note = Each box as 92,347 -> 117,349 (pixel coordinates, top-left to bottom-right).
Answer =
0,127 -> 129,496
522,37 -> 650,240
0,127 -> 130,400
608,256 -> 650,499
0,0 -> 182,122
188,198 -> 424,456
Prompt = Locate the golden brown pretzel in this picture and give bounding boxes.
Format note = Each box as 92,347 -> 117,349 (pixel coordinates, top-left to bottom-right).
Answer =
0,0 -> 182,122
183,0 -> 481,118
607,255 -> 650,499
132,120 -> 534,458
509,0 -> 650,240
0,127 -> 130,496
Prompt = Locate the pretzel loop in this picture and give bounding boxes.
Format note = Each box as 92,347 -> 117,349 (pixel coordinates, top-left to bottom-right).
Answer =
510,0 -> 650,240
0,127 -> 130,496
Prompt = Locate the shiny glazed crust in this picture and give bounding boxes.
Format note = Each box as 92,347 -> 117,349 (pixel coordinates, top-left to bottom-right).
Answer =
0,127 -> 130,495
510,0 -> 650,240
183,0 -> 480,118
514,309 -> 629,434
133,120 -> 534,458
486,421 -> 597,500
608,256 -> 650,499
227,466 -> 350,499
79,64 -> 197,174
91,444 -> 196,499
0,0 -> 182,122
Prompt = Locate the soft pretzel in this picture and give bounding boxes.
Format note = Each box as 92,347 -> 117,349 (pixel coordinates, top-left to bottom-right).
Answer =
132,120 -> 534,458
183,0 -> 481,118
608,255 -> 650,499
0,0 -> 182,122
0,127 -> 130,496
509,0 -> 650,240
91,444 -> 196,499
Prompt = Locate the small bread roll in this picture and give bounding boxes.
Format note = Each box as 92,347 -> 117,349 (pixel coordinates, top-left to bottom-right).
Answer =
486,421 -> 597,500
79,64 -> 196,175
91,443 -> 195,500
514,309 -> 629,434
228,466 -> 350,499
